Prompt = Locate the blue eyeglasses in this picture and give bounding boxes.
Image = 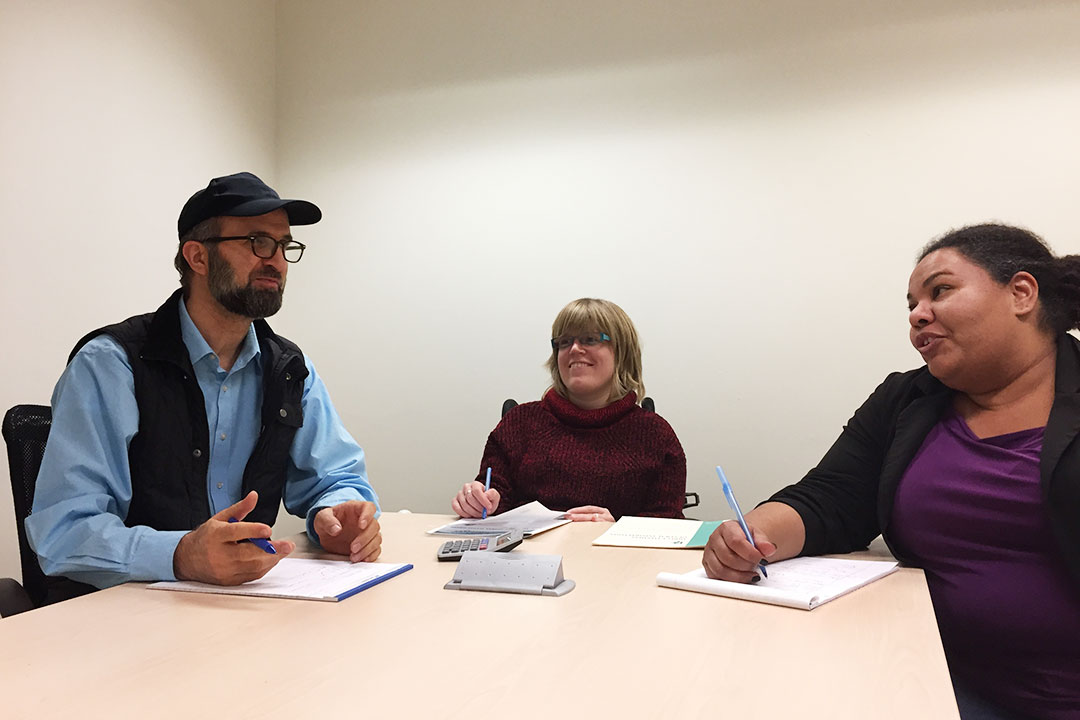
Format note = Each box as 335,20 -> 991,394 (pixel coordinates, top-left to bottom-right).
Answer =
550,332 -> 611,351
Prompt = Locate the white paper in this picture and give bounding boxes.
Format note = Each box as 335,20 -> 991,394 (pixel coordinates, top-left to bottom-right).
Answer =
657,557 -> 899,610
147,558 -> 411,602
592,516 -> 704,548
428,500 -> 571,537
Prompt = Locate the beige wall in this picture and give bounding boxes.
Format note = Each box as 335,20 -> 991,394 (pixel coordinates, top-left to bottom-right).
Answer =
0,0 -> 279,582
274,0 -> 1080,519
3,0 -> 1080,583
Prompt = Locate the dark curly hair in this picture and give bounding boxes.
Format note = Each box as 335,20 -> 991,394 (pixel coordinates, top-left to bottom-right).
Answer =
920,223 -> 1080,336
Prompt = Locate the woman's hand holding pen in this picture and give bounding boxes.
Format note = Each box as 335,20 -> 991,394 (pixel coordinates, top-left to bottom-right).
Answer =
702,520 -> 777,583
452,481 -> 500,518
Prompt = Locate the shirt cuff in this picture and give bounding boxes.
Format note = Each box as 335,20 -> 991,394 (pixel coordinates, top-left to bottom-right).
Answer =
130,529 -> 188,582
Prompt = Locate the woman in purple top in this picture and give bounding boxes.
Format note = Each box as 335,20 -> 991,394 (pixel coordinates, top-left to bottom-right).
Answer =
702,224 -> 1080,719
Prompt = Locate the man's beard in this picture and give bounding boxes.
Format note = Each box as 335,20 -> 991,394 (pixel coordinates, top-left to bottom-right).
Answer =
206,247 -> 285,319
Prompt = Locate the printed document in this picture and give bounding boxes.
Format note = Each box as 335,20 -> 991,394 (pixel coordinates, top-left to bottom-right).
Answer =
592,516 -> 721,548
428,500 -> 571,537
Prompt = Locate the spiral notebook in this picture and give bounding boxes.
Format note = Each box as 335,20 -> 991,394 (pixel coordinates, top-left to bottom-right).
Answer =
657,556 -> 899,610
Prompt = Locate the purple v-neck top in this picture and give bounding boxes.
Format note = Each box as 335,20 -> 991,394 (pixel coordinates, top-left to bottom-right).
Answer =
890,408 -> 1080,718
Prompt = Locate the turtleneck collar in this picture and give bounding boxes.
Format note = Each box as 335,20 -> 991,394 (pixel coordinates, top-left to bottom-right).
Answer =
541,388 -> 639,428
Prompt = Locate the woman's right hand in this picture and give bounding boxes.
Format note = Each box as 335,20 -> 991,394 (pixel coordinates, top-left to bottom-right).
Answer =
702,520 -> 777,583
451,481 -> 501,518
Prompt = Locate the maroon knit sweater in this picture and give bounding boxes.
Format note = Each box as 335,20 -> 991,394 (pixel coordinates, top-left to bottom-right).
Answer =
475,389 -> 687,519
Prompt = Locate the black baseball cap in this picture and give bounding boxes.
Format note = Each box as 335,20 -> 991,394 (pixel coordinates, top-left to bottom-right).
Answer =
177,172 -> 322,238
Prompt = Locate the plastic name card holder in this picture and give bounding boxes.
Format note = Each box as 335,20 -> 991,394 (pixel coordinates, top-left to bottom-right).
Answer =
443,553 -> 575,596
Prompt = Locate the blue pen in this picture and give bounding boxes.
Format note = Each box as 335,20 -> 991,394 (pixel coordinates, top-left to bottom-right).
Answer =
228,517 -> 277,555
481,467 -> 492,519
716,465 -> 767,578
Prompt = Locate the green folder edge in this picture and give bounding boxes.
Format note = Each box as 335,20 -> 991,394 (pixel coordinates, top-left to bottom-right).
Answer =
686,521 -> 723,548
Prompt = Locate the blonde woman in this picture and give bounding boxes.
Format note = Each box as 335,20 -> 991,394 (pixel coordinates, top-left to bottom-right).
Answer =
452,298 -> 686,521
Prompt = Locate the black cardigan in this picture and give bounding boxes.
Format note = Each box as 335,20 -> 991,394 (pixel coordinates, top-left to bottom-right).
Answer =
770,334 -> 1080,586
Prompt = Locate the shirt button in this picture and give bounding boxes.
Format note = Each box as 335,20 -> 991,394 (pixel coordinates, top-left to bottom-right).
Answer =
285,373 -> 292,381
217,482 -> 223,489
222,385 -> 229,392
279,408 -> 288,418
219,432 -> 227,441
192,449 -> 202,458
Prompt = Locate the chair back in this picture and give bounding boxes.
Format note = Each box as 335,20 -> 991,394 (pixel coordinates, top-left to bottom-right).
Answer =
636,397 -> 698,509
2,404 -> 52,608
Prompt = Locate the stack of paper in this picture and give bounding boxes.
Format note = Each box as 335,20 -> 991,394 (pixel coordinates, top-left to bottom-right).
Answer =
427,500 -> 571,537
657,556 -> 899,610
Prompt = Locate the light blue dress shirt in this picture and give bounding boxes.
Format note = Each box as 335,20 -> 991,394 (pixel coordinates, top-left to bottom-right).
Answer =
26,298 -> 379,589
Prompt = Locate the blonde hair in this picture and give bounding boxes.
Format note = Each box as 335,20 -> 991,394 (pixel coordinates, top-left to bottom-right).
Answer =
546,298 -> 644,403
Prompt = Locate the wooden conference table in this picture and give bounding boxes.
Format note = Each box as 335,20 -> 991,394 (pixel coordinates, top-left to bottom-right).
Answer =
0,513 -> 958,719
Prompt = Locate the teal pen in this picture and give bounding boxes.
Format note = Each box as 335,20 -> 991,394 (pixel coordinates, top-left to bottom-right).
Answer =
481,467 -> 492,519
716,465 -> 767,578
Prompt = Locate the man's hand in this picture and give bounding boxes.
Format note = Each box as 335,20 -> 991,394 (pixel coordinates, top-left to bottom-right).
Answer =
313,501 -> 382,562
451,481 -> 500,518
173,491 -> 295,585
701,520 -> 776,583
564,505 -> 615,522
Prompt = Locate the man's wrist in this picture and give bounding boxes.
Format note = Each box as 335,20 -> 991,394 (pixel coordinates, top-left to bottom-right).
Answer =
172,531 -> 194,581
307,506 -> 332,547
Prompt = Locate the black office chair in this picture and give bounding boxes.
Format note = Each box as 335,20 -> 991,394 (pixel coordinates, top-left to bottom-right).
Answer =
2,404 -> 52,616
1,404 -> 96,617
500,396 -> 699,510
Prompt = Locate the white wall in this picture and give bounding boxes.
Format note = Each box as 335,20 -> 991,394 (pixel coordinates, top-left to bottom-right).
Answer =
0,0 -> 279,582
4,0 -> 1080,584
275,0 -> 1080,521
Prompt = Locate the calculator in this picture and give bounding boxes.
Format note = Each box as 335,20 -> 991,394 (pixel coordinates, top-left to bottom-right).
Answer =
437,531 -> 524,561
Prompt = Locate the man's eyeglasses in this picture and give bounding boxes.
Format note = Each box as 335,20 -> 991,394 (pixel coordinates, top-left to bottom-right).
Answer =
202,234 -> 306,263
551,332 -> 611,351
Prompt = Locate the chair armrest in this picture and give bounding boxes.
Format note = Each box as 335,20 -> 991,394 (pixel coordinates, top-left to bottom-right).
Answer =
0,577 -> 35,617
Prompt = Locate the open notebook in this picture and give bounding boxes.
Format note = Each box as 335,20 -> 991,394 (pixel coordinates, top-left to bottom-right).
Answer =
657,556 -> 899,610
148,558 -> 413,602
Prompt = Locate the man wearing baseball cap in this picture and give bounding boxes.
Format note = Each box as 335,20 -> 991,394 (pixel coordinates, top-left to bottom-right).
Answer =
27,172 -> 381,597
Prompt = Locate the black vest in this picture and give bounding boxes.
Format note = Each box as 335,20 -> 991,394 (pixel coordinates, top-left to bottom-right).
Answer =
69,289 -> 308,530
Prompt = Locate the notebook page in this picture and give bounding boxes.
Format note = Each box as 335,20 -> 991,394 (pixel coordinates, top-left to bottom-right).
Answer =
657,557 -> 899,610
148,558 -> 412,601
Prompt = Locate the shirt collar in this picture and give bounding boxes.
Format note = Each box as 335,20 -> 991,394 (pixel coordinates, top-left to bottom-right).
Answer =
178,296 -> 261,372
